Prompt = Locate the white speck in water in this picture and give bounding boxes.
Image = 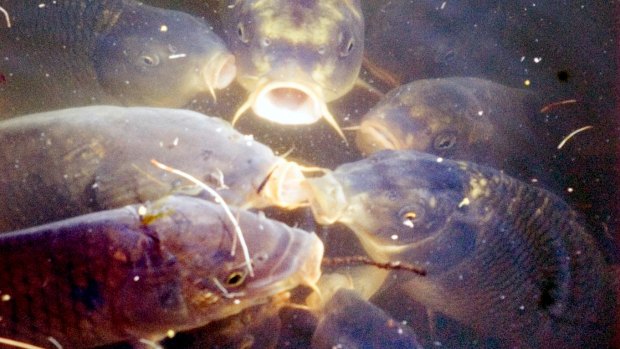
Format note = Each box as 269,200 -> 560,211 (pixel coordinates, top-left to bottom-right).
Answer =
519,305 -> 525,311
233,299 -> 241,305
138,205 -> 147,216
159,141 -> 164,147
436,157 -> 444,163
533,57 -> 542,63
520,56 -> 526,62
124,80 -> 130,85
38,3 -> 46,8
133,276 -> 140,282
1,294 -> 10,302
401,320 -> 408,325
500,295 -> 506,300
168,53 -> 187,59
477,110 -> 484,116
391,234 -> 399,240
440,1 -> 447,10
215,127 -> 222,133
160,25 -> 168,32
173,137 -> 179,146
433,341 -> 443,346
91,182 -> 99,189
63,174 -> 68,179
458,274 -> 464,280
458,197 -> 470,208
397,327 -> 403,334
531,178 -> 538,183
402,219 -> 414,228
166,330 -> 175,338
243,134 -> 254,146
567,187 -> 574,193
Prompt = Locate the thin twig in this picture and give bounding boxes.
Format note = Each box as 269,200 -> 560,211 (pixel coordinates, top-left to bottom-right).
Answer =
557,125 -> 593,150
322,256 -> 427,276
0,337 -> 45,349
150,159 -> 254,277
0,6 -> 10,28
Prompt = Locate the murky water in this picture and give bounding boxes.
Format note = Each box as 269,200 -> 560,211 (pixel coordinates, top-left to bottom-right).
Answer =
0,1 -> 618,348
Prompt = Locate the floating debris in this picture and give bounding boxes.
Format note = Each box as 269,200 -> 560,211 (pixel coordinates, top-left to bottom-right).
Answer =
540,98 -> 577,113
0,337 -> 45,349
322,255 -> 427,276
150,159 -> 255,277
557,125 -> 593,150
0,6 -> 9,28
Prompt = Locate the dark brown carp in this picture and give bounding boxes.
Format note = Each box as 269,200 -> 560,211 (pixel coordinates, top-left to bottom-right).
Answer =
304,150 -> 616,348
0,106 -> 308,232
0,0 -> 236,118
355,77 -> 549,183
220,0 -> 364,139
0,195 -> 323,348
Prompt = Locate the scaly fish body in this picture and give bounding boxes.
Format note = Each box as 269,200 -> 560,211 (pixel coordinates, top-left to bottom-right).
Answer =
0,195 -> 324,348
0,0 -> 236,118
0,106 -> 306,232
220,0 -> 363,136
304,150 -> 615,348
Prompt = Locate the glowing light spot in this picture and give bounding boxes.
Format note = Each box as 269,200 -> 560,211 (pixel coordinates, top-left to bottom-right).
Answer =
166,330 -> 175,338
1,294 -> 10,301
133,276 -> 140,282
458,197 -> 470,208
477,110 -> 484,116
436,157 -> 444,163
138,205 -> 147,216
390,234 -> 399,240
233,299 -> 241,305
533,57 -> 542,63
168,53 -> 187,59
160,25 -> 168,32
524,79 -> 531,86
567,187 -> 574,193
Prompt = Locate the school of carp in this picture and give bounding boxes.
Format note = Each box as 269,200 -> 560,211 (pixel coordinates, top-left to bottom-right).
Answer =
0,1 -> 618,348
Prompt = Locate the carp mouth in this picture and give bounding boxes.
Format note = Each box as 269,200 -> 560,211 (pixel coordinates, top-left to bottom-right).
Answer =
232,79 -> 346,142
357,119 -> 403,154
203,53 -> 237,100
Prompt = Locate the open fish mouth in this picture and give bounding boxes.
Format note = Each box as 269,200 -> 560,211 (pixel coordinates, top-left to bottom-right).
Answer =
357,119 -> 404,153
203,53 -> 237,100
253,81 -> 324,125
232,79 -> 346,142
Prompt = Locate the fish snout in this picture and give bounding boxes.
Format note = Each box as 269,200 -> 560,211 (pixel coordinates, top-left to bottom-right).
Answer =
248,227 -> 324,295
356,119 -> 402,155
303,173 -> 347,225
204,53 -> 237,95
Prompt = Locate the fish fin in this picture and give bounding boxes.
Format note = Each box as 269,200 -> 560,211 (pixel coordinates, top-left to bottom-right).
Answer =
354,77 -> 385,98
131,338 -> 164,349
320,103 -> 348,146
362,55 -> 401,90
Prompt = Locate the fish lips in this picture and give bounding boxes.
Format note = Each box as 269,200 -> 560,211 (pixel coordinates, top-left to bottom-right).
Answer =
252,80 -> 326,125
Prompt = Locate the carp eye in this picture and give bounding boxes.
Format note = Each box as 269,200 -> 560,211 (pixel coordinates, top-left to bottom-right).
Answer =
138,54 -> 159,67
225,271 -> 246,288
433,132 -> 457,150
237,22 -> 250,44
398,205 -> 424,228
